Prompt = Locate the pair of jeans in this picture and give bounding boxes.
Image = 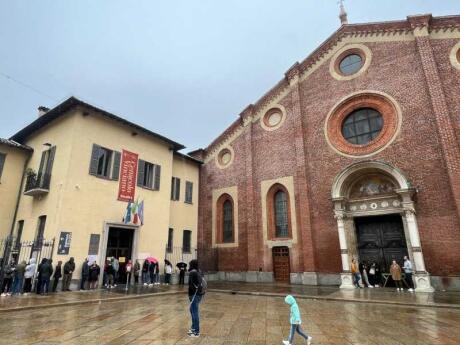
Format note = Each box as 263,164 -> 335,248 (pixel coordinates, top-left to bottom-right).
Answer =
41,278 -> 50,294
143,272 -> 150,284
52,278 -> 59,292
288,324 -> 309,344
12,277 -> 23,294
149,271 -> 155,284
80,276 -> 88,290
353,273 -> 361,287
189,294 -> 202,334
165,274 -> 171,284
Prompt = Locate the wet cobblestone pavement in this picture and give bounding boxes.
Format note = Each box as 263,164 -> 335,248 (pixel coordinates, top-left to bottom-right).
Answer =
0,292 -> 460,344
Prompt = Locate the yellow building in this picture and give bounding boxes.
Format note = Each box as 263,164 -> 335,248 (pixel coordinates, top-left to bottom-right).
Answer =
1,97 -> 200,286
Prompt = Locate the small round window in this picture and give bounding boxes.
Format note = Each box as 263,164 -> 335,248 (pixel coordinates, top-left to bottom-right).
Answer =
457,48 -> 460,63
342,108 -> 383,145
339,54 -> 363,75
218,149 -> 232,166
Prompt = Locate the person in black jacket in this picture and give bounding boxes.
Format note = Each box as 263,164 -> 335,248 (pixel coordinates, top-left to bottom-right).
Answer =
80,258 -> 89,290
88,262 -> 100,289
38,259 -> 53,295
62,257 -> 75,291
187,259 -> 203,337
52,261 -> 62,292
36,258 -> 47,294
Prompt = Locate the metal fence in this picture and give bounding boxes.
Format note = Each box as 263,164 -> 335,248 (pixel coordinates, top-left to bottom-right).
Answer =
164,245 -> 218,273
0,235 -> 55,287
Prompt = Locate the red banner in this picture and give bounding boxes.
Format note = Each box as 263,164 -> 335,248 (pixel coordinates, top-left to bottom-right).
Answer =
118,150 -> 138,202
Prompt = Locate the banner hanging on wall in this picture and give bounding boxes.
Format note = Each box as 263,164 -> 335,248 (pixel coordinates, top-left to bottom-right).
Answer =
118,150 -> 138,202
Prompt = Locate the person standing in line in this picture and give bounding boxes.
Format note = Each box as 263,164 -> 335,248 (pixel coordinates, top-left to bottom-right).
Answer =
351,258 -> 362,288
52,261 -> 62,292
390,260 -> 403,291
148,261 -> 155,287
134,260 -> 141,285
178,263 -> 187,285
88,262 -> 100,289
36,258 -> 47,294
23,258 -> 36,295
1,260 -> 16,296
12,260 -> 26,295
112,257 -> 119,287
142,260 -> 149,286
106,260 -> 115,289
282,295 -> 312,345
62,257 -> 75,291
38,258 -> 53,295
125,260 -> 133,286
164,260 -> 172,285
403,256 -> 415,292
187,259 -> 204,338
80,258 -> 89,290
362,262 -> 373,288
154,262 -> 160,285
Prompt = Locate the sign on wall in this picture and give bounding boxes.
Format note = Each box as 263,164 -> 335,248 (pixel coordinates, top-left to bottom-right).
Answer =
88,234 -> 100,255
118,150 -> 138,202
57,231 -> 72,255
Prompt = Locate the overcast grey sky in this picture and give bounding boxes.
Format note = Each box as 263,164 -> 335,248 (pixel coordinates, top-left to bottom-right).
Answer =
1,1 -> 459,151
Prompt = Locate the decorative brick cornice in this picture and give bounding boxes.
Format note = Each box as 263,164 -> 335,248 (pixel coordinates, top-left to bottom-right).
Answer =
285,62 -> 301,85
239,104 -> 255,126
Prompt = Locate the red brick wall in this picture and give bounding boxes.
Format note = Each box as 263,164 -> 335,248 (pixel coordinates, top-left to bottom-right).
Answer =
198,31 -> 460,277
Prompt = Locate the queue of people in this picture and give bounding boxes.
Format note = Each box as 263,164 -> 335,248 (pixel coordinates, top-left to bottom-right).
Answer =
351,256 -> 415,292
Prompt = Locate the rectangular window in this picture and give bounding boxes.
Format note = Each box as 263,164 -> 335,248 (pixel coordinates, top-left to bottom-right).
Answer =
15,220 -> 24,249
35,216 -> 46,246
167,228 -> 174,253
171,177 -> 181,201
185,181 -> 193,204
0,152 -> 5,182
89,144 -> 120,180
36,146 -> 56,188
182,230 -> 191,253
137,160 -> 160,190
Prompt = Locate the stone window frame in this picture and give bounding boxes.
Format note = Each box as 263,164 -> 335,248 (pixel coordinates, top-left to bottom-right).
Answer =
260,104 -> 287,132
216,193 -> 235,244
324,90 -> 402,158
215,146 -> 235,169
449,41 -> 460,71
267,183 -> 293,240
329,44 -> 372,81
212,186 -> 239,248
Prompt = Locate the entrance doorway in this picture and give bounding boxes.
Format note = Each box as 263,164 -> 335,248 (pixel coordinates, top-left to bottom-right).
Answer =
106,227 -> 134,284
355,214 -> 408,271
272,246 -> 290,282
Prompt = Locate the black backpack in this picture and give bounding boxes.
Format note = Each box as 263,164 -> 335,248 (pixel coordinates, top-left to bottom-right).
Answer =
192,269 -> 207,295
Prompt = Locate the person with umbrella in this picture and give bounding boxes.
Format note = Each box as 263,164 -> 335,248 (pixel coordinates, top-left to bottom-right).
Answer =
177,262 -> 187,285
145,257 -> 157,287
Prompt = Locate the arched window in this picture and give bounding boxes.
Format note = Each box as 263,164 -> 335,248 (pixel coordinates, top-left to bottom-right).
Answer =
267,184 -> 292,239
222,200 -> 233,243
216,194 -> 235,244
274,191 -> 288,238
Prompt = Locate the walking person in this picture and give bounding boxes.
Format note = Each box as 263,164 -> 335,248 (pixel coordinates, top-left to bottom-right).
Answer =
1,260 -> 16,296
134,259 -> 141,285
390,260 -> 403,291
12,260 -> 26,295
38,258 -> 53,295
62,257 -> 75,291
164,260 -> 172,285
88,262 -> 100,289
351,258 -> 362,288
80,258 -> 89,290
142,260 -> 149,286
52,261 -> 62,292
187,259 -> 205,338
111,257 -> 119,287
23,258 -> 36,295
403,256 -> 415,292
282,295 -> 312,345
125,260 -> 133,286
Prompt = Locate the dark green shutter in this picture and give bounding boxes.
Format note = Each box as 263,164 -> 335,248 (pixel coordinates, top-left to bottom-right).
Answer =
137,159 -> 145,186
170,177 -> 175,200
89,144 -> 100,175
154,164 -> 161,190
45,146 -> 56,175
38,150 -> 47,175
186,181 -> 193,203
0,153 -> 5,181
112,151 -> 121,180
175,178 -> 181,201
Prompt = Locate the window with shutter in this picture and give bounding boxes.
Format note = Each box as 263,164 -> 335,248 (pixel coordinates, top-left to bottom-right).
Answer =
89,144 -> 100,175
35,215 -> 46,248
185,181 -> 193,203
182,230 -> 191,253
175,178 -> 181,201
112,151 -> 121,180
89,144 -> 115,179
171,177 -> 180,200
167,228 -> 173,253
137,159 -> 145,186
0,152 -> 5,182
15,220 -> 24,249
154,165 -> 161,190
138,159 -> 158,189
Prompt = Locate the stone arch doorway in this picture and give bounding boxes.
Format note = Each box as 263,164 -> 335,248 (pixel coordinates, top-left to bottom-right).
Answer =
331,161 -> 434,292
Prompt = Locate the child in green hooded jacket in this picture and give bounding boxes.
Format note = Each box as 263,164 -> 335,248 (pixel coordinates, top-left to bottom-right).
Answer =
283,295 -> 312,345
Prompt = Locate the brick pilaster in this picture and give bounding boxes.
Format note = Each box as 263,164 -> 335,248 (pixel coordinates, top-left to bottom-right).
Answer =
409,15 -> 460,217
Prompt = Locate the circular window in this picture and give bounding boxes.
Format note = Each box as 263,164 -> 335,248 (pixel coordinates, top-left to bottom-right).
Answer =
261,106 -> 286,131
339,54 -> 363,76
450,42 -> 460,71
457,48 -> 460,63
216,147 -> 234,168
342,108 -> 383,145
220,150 -> 231,165
325,91 -> 401,157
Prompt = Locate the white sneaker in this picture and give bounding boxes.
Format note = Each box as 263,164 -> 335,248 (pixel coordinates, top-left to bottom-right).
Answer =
282,341 -> 291,345
307,336 -> 313,345
396,288 -> 399,291
143,283 -> 147,286
369,285 -> 374,288
408,288 -> 414,292
0,293 -> 6,297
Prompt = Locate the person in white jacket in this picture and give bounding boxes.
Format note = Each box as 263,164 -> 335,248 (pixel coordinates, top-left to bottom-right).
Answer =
403,256 -> 415,292
23,258 -> 36,294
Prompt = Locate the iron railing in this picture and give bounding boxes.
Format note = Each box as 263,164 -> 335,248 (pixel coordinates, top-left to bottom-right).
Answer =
164,245 -> 218,273
24,172 -> 51,193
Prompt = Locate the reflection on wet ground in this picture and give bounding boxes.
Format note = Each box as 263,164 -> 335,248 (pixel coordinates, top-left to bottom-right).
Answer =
1,292 -> 459,344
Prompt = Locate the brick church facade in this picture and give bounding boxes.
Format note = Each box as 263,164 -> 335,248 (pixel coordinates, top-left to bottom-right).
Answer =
191,14 -> 460,291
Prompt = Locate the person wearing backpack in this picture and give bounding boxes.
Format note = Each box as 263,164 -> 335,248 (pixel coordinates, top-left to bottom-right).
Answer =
187,259 -> 206,338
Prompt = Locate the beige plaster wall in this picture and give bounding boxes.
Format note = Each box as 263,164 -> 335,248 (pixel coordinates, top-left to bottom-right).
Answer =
0,145 -> 29,238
